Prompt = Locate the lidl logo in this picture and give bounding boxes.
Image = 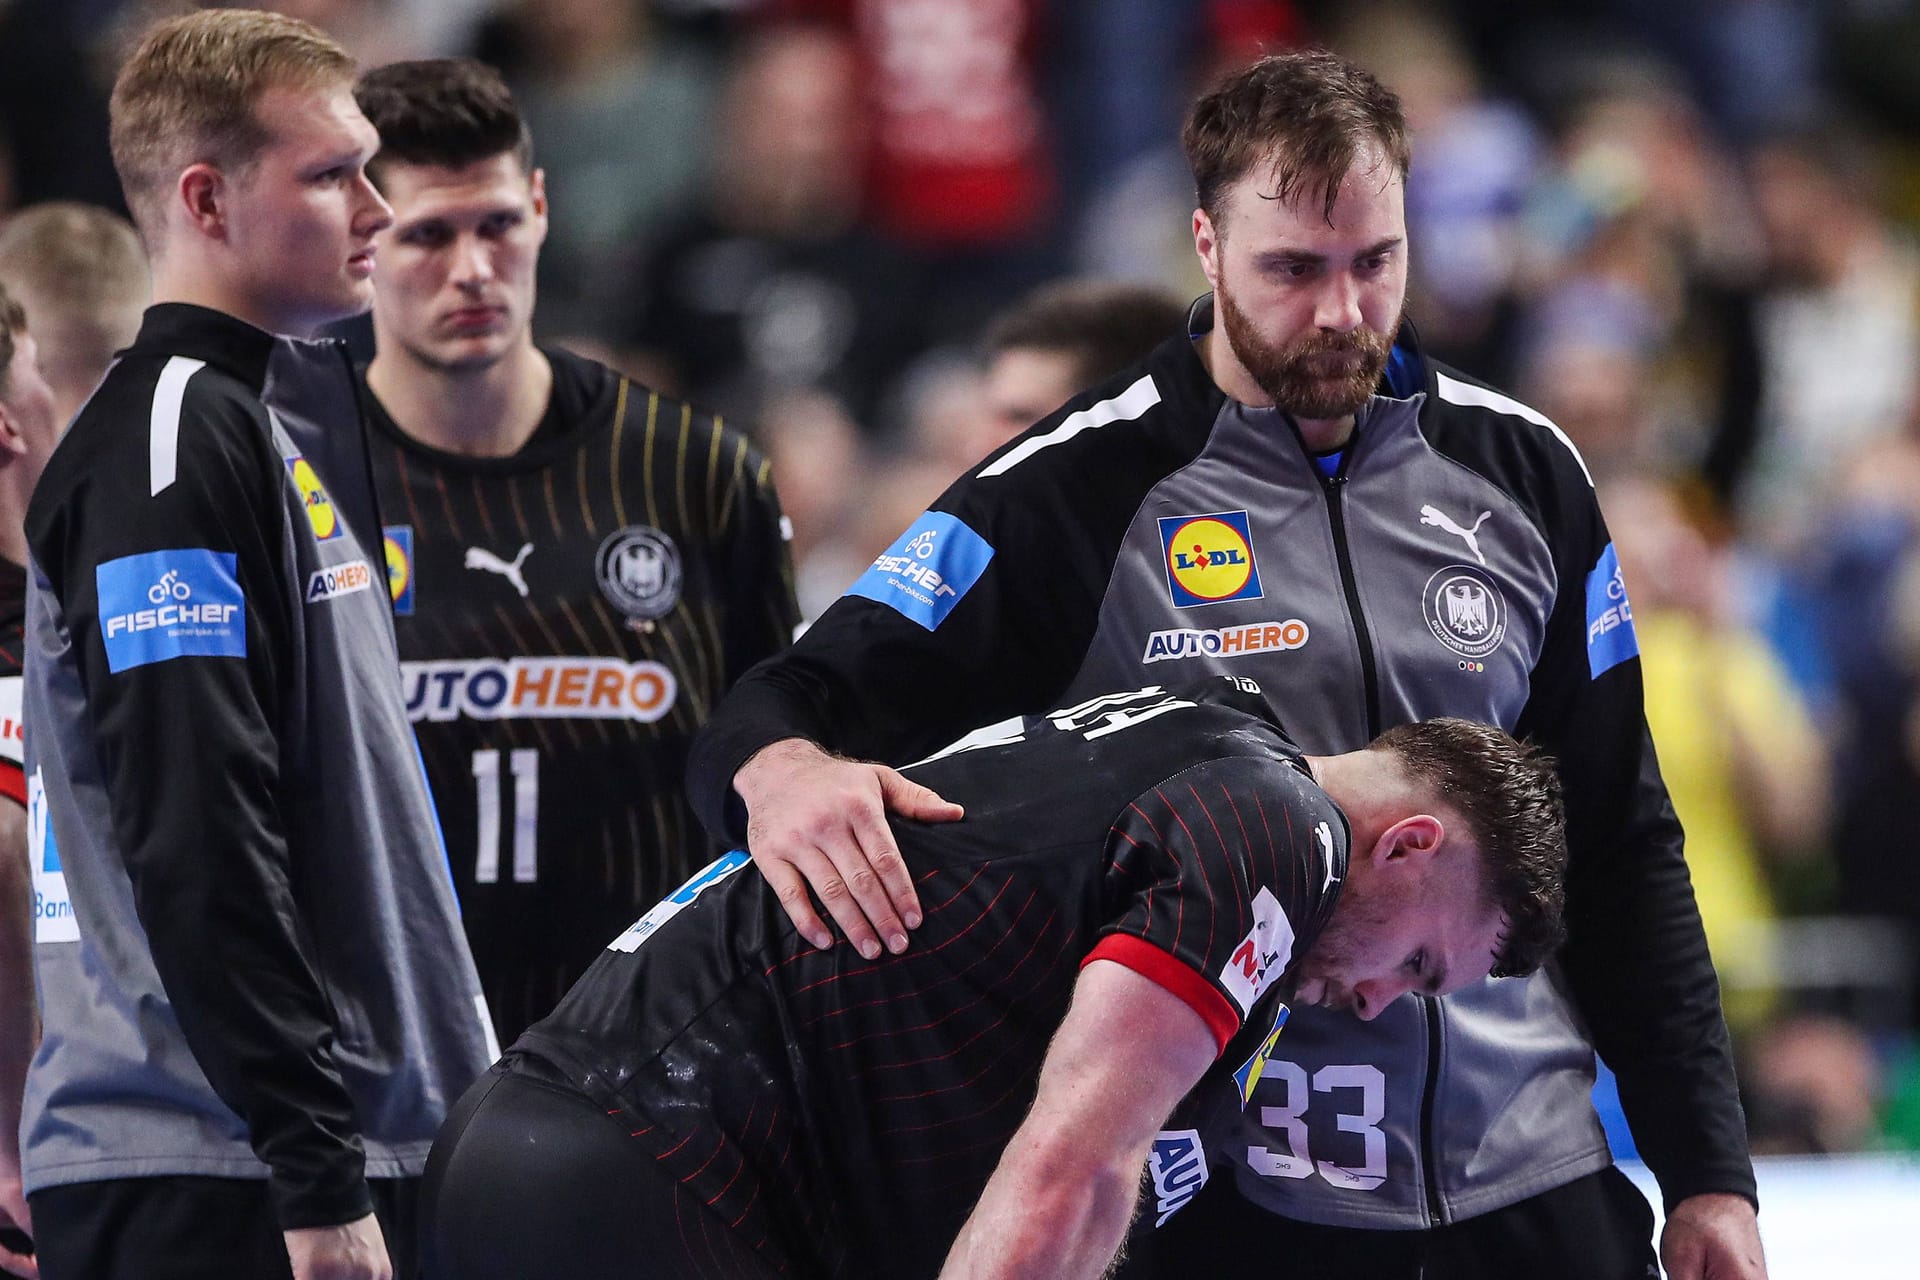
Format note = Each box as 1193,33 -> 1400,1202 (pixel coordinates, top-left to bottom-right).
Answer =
1158,511 -> 1264,608
287,456 -> 341,542
384,525 -> 414,616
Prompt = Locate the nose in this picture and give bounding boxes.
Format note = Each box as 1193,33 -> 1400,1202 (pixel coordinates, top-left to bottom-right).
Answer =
353,170 -> 393,238
1313,271 -> 1362,332
1351,977 -> 1411,1022
451,233 -> 494,287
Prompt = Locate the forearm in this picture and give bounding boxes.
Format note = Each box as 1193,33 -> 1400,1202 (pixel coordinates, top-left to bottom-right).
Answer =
0,797 -> 32,1169
941,1137 -> 1144,1280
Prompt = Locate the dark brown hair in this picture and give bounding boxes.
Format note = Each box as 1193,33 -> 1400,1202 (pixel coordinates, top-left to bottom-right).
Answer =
1183,49 -> 1411,226
1371,717 -> 1567,978
356,58 -> 532,188
982,280 -> 1188,389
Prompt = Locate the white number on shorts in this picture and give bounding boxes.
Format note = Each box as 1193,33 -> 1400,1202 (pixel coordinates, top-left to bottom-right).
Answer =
472,747 -> 539,884
1245,1062 -> 1388,1191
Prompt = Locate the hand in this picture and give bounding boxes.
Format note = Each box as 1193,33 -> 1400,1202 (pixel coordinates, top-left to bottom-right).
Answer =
0,1167 -> 36,1279
1660,1192 -> 1765,1280
733,738 -> 963,959
283,1213 -> 391,1280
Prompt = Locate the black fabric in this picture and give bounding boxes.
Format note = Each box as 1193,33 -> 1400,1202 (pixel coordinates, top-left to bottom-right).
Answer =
29,1176 -> 419,1280
420,1067 -> 791,1280
1130,1165 -> 1656,1279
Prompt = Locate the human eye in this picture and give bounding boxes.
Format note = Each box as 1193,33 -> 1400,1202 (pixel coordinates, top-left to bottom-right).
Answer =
400,223 -> 451,249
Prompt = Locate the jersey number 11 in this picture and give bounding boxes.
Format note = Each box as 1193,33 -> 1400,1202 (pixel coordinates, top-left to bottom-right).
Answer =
472,747 -> 539,883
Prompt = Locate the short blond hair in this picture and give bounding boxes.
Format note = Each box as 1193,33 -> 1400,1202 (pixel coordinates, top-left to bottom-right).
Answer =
0,203 -> 150,406
109,8 -> 354,238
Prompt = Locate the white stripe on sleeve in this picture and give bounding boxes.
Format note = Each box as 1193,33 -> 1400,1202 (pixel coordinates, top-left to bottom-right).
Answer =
148,356 -> 207,497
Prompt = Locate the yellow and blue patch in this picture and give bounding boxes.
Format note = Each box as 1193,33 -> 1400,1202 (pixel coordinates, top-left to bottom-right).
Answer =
1159,510 -> 1264,608
384,525 -> 415,616
286,456 -> 341,542
1233,1005 -> 1291,1106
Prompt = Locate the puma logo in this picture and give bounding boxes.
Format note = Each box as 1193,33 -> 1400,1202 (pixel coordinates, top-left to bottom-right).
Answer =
1419,505 -> 1492,565
465,542 -> 534,598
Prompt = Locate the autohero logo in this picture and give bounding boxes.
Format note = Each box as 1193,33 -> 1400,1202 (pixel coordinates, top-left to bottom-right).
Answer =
403,657 -> 678,724
1158,510 -> 1265,608
849,511 -> 994,630
1142,618 -> 1309,664
285,455 -> 342,542
1584,542 -> 1639,679
1148,1130 -> 1208,1227
306,559 -> 372,604
96,549 -> 246,673
1219,886 -> 1296,1015
609,850 -> 751,953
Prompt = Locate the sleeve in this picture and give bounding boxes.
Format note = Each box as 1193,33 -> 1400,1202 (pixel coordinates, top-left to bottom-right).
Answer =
32,382 -> 372,1229
0,674 -> 21,804
714,437 -> 800,687
1514,477 -> 1757,1211
1085,757 -> 1323,1056
687,420 -> 1154,845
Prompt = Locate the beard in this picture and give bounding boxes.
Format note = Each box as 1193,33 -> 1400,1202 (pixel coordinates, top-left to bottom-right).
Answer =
1217,279 -> 1398,420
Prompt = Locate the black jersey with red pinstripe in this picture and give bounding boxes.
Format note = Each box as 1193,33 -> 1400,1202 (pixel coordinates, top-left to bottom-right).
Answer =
511,678 -> 1347,1277
0,556 -> 25,803
364,346 -> 798,1045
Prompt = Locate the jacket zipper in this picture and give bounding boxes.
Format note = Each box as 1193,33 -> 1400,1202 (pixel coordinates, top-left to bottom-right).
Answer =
1318,449 -> 1448,1229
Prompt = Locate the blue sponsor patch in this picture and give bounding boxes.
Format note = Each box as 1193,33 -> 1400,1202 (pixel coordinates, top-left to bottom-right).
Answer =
847,512 -> 994,631
96,549 -> 246,673
1584,542 -> 1639,679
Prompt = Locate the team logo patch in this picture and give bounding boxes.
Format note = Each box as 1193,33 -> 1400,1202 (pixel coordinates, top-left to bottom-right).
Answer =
384,526 -> 414,616
28,767 -> 77,944
1233,1006 -> 1292,1106
1219,886 -> 1296,1016
306,559 -> 372,604
1142,618 -> 1309,664
597,526 -> 681,623
1158,511 -> 1264,608
403,657 -> 678,724
286,456 -> 341,542
1585,542 -> 1639,679
1148,1130 -> 1209,1227
96,548 -> 245,672
609,850 -> 751,953
1422,564 -> 1507,660
848,511 -> 994,631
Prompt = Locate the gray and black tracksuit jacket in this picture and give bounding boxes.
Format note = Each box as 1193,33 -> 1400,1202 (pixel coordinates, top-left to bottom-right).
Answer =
20,304 -> 494,1229
690,298 -> 1755,1228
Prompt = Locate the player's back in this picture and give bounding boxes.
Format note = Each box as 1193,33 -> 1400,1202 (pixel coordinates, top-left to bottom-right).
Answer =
512,678 -> 1311,1277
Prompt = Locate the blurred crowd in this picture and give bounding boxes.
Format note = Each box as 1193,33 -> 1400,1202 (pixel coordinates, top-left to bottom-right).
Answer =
7,0 -> 1920,1161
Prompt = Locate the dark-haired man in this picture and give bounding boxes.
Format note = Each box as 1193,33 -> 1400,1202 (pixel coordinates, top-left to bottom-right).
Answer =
19,12 -> 494,1280
354,58 -> 798,1046
423,679 -> 1568,1280
690,49 -> 1763,1280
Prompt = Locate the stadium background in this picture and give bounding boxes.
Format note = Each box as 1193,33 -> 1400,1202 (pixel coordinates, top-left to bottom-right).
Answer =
4,0 -> 1920,1270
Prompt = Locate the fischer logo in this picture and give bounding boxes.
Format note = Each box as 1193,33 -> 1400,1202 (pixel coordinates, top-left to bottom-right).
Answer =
867,529 -> 960,603
402,657 -> 677,724
306,560 -> 373,603
104,569 -> 239,637
1143,619 -> 1308,664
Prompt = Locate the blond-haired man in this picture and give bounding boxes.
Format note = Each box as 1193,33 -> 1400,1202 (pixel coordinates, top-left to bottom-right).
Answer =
0,203 -> 150,427
17,12 -> 494,1280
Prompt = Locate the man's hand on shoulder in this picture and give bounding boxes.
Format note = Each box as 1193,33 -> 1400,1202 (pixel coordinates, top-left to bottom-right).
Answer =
283,1213 -> 390,1280
1660,1192 -> 1765,1280
733,738 -> 962,958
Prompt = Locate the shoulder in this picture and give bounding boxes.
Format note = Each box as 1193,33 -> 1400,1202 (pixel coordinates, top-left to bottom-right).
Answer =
1418,360 -> 1596,503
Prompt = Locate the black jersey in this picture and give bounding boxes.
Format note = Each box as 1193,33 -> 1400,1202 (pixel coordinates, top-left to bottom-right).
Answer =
513,678 -> 1347,1278
0,556 -> 24,804
366,347 -> 798,1044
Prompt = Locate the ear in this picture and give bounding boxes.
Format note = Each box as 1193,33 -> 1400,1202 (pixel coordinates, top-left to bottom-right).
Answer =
178,163 -> 230,241
1193,207 -> 1222,293
0,399 -> 27,461
529,168 -> 550,245
1371,813 -> 1443,869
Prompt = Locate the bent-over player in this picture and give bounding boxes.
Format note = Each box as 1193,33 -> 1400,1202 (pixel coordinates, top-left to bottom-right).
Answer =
420,678 -> 1565,1280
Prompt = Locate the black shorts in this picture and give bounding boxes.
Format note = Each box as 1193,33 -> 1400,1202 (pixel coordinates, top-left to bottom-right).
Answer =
1127,1164 -> 1657,1280
27,1172 -> 419,1280
420,1064 -> 804,1280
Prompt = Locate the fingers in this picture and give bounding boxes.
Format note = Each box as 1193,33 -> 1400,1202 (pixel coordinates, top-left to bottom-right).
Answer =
754,852 -> 834,951
0,1243 -> 38,1280
883,773 -> 966,824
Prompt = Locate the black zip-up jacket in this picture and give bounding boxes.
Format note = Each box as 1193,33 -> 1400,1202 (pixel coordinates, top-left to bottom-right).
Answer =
689,301 -> 1754,1228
